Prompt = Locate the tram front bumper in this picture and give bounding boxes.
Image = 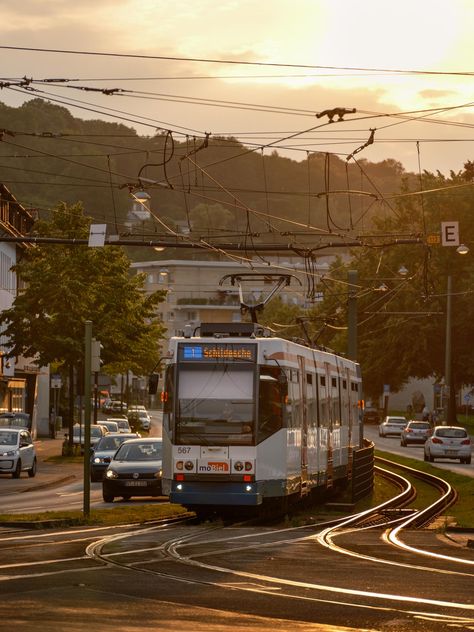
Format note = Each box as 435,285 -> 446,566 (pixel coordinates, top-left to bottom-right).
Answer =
170,480 -> 262,506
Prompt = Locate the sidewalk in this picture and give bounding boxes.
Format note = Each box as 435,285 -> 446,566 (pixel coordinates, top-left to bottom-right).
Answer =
0,436 -> 83,495
34,435 -> 84,486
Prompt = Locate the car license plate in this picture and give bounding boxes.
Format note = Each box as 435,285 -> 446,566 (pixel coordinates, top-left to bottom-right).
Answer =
125,481 -> 147,487
446,450 -> 458,457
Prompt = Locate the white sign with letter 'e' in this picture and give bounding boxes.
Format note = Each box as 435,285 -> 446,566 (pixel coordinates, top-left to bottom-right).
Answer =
441,221 -> 459,247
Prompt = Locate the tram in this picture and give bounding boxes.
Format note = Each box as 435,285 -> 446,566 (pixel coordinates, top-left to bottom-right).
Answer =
160,320 -> 362,516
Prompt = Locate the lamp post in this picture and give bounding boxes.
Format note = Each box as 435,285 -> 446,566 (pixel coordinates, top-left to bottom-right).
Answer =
443,244 -> 469,425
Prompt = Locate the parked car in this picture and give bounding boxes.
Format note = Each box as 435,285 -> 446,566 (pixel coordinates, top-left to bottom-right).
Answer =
0,428 -> 37,478
102,438 -> 163,502
363,407 -> 381,424
378,416 -> 408,437
97,420 -> 120,434
400,420 -> 431,446
103,400 -> 127,415
106,418 -> 132,433
0,412 -> 32,432
137,410 -> 151,433
70,423 -> 108,454
90,432 -> 140,481
127,409 -> 151,433
424,426 -> 472,464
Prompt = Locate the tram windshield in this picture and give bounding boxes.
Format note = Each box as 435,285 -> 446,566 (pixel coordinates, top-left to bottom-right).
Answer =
175,364 -> 254,446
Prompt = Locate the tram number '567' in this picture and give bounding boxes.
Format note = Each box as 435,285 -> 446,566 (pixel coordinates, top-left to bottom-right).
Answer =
177,447 -> 192,454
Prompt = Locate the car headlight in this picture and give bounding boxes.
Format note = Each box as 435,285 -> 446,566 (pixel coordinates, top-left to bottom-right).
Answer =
106,469 -> 118,479
4,450 -> 18,457
93,457 -> 102,464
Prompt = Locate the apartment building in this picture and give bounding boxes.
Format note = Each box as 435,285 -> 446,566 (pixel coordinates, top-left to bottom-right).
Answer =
0,184 -> 50,437
131,257 -> 331,341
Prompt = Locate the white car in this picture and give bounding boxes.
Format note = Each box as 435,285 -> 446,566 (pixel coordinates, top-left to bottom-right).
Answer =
424,426 -> 472,464
137,410 -> 151,432
378,416 -> 408,437
97,420 -> 120,433
0,428 -> 37,478
106,418 -> 132,434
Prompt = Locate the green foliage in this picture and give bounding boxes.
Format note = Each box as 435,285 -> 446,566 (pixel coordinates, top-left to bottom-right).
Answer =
0,202 -> 166,375
308,165 -> 474,400
259,297 -> 304,339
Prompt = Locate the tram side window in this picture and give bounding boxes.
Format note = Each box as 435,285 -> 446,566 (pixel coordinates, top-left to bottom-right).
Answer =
258,367 -> 287,441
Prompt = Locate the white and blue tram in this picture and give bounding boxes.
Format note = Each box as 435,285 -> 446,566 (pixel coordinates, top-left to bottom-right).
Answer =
161,322 -> 362,514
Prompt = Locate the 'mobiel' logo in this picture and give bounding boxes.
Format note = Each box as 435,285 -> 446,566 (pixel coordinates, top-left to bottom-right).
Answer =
199,461 -> 229,473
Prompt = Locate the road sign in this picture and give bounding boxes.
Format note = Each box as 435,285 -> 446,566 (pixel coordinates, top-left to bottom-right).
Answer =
88,224 -> 106,247
51,376 -> 62,389
441,221 -> 459,247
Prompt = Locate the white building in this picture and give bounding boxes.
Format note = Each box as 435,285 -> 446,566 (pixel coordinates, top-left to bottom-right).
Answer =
0,185 -> 49,437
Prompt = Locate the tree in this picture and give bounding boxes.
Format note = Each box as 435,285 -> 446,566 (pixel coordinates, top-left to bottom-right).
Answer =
0,202 -> 166,439
309,164 -> 474,408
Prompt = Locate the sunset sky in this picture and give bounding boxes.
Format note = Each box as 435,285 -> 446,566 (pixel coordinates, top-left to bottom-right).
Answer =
1,0 -> 473,174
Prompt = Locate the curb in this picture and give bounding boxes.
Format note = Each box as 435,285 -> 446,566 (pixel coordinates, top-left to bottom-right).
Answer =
0,517 -> 85,529
19,474 -> 78,494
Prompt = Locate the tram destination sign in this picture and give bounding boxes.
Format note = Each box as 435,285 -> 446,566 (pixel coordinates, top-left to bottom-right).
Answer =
179,343 -> 256,362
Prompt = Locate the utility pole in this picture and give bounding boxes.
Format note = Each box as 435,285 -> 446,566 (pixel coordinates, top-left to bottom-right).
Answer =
347,270 -> 358,361
444,275 -> 455,425
83,320 -> 92,519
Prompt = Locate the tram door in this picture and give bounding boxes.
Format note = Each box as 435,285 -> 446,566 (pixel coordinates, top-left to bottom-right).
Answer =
297,355 -> 309,494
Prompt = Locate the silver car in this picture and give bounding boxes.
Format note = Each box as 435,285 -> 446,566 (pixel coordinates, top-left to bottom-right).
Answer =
378,416 -> 408,437
424,426 -> 472,464
400,421 -> 431,446
0,428 -> 37,478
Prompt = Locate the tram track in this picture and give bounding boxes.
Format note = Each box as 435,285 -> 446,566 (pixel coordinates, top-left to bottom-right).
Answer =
1,455 -> 473,630
75,456 -> 473,628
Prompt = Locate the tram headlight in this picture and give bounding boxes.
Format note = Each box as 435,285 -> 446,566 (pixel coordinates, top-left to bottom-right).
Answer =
176,483 -> 183,491
154,469 -> 162,479
245,485 -> 253,492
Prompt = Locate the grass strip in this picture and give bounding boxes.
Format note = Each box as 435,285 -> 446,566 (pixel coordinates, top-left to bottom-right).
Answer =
376,449 -> 474,528
0,503 -> 188,528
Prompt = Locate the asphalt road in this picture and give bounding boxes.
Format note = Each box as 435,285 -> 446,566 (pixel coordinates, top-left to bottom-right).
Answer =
1,412 -> 474,631
364,424 -> 474,478
0,409 -> 164,513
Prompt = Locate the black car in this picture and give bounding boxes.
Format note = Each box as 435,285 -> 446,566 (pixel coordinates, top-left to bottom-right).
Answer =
90,432 -> 140,482
363,407 -> 381,424
102,438 -> 163,502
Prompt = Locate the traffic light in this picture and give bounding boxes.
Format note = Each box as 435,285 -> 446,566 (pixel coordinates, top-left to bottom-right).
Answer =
148,373 -> 160,395
91,338 -> 103,373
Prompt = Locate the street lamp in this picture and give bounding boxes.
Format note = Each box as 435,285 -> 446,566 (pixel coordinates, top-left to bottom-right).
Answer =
444,244 -> 469,425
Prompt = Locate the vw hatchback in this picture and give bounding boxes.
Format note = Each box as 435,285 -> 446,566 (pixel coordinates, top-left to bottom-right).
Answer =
0,428 -> 37,478
424,426 -> 471,464
102,438 -> 163,503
